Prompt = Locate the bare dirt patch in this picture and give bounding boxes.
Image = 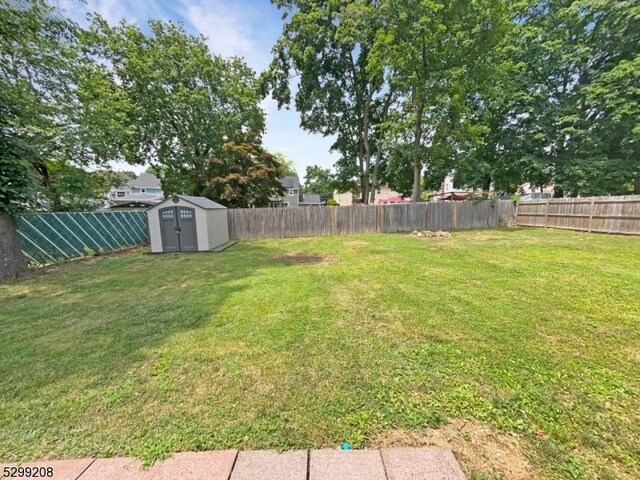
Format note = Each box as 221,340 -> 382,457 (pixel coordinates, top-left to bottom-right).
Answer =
273,253 -> 334,265
371,419 -> 540,480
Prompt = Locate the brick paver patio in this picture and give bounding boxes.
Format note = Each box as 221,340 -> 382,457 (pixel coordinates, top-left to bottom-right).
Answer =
2,447 -> 466,480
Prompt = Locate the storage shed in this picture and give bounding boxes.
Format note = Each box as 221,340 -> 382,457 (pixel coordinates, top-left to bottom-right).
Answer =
147,195 -> 229,253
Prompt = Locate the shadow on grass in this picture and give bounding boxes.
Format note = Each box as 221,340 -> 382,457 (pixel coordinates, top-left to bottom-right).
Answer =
0,242 -> 283,402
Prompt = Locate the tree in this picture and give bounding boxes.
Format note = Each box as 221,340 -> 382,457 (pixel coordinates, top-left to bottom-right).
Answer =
371,0 -> 510,202
201,131 -> 284,208
85,18 -> 266,199
0,0 -> 85,280
303,165 -> 335,195
272,152 -> 298,176
265,0 -> 390,203
0,81 -> 35,280
43,164 -> 135,211
462,0 -> 640,197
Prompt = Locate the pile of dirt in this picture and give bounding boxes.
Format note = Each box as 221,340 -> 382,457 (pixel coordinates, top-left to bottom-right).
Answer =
371,419 -> 539,480
408,230 -> 452,239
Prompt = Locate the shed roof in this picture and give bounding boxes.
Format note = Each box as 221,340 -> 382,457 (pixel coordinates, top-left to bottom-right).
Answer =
177,195 -> 227,209
150,195 -> 227,210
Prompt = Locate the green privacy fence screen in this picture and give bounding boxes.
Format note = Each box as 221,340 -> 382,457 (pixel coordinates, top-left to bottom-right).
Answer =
17,211 -> 149,266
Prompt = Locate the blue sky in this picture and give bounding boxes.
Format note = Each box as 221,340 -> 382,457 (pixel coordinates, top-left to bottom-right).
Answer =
56,0 -> 338,179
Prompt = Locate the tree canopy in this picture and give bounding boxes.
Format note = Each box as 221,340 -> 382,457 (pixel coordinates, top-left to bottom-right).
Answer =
84,18 -> 273,201
303,165 -> 335,196
266,0 -> 639,200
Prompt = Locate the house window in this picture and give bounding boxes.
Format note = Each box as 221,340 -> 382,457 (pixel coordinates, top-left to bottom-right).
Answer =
116,191 -> 126,197
288,188 -> 294,196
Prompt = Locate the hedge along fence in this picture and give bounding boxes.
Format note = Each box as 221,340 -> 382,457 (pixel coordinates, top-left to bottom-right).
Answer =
17,211 -> 148,266
228,200 -> 516,240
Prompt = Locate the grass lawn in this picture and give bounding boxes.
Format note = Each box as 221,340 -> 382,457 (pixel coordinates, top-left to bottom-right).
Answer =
1,228 -> 639,479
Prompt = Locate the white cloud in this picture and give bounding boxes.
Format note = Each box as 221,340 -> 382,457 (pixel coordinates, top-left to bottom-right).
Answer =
181,0 -> 269,72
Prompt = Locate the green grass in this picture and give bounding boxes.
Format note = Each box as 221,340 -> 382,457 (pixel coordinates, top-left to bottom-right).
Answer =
1,228 -> 639,478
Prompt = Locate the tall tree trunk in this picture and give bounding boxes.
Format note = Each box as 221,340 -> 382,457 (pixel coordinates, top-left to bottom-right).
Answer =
370,149 -> 381,205
361,87 -> 373,204
0,212 -> 26,282
411,101 -> 424,203
482,175 -> 492,193
369,90 -> 393,205
634,176 -> 640,194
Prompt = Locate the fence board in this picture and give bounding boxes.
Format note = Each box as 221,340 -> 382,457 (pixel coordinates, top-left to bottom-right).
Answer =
18,210 -> 148,266
228,200 -> 514,240
516,195 -> 640,235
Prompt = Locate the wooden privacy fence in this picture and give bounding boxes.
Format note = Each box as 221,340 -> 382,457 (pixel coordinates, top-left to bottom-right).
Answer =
516,195 -> 640,235
228,200 -> 515,240
18,210 -> 149,266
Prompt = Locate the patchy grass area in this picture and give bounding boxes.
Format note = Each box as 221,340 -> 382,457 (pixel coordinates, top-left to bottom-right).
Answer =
1,228 -> 639,479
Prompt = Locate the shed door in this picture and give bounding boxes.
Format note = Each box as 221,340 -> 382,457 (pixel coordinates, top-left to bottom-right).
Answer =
159,206 -> 198,252
159,207 -> 180,252
177,207 -> 198,252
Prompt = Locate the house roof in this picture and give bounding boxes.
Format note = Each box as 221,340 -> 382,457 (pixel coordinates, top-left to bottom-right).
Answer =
126,173 -> 161,189
300,194 -> 321,204
112,194 -> 163,204
280,176 -> 300,189
110,200 -> 159,209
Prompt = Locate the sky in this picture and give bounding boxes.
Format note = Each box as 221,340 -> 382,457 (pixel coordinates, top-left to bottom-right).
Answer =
56,0 -> 338,180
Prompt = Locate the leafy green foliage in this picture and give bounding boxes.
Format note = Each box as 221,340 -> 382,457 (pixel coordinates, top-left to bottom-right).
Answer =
371,0 -> 510,201
458,0 -> 640,196
201,131 -> 284,208
272,152 -> 298,177
0,81 -> 38,215
265,0 -> 390,203
302,165 -> 335,195
85,18 -> 267,201
0,0 -> 86,214
43,163 -> 135,212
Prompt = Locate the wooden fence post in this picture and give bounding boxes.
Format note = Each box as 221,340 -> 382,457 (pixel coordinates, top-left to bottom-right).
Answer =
544,200 -> 550,228
588,197 -> 595,233
452,202 -> 458,229
378,205 -> 385,233
329,206 -> 336,235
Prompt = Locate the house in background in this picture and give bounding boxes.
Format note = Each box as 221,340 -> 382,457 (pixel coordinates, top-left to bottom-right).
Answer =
518,183 -> 555,200
435,173 -> 486,201
333,185 -> 409,206
108,173 -> 163,208
269,175 -> 323,207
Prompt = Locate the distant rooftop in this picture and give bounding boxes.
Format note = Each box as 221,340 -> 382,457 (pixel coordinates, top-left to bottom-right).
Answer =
280,175 -> 301,190
127,173 -> 161,189
300,194 -> 321,204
